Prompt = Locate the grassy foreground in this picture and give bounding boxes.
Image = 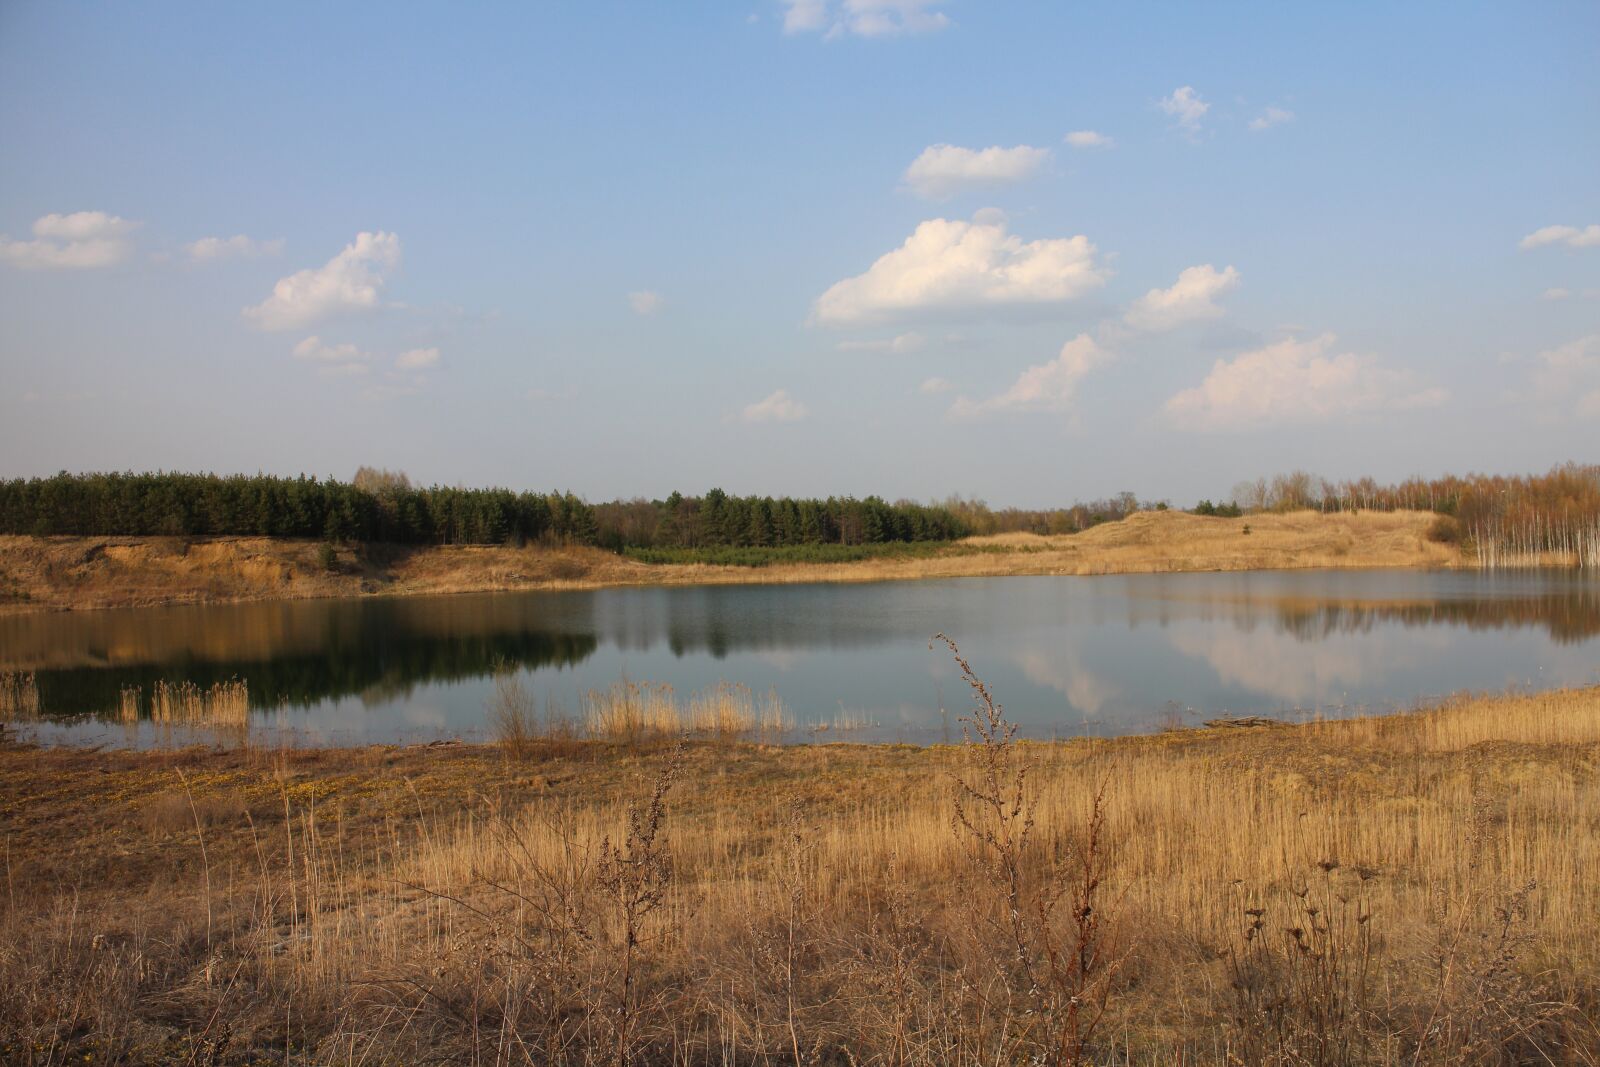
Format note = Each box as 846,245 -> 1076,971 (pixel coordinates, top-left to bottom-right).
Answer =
2,677 -> 1597,1064
0,508 -> 1459,612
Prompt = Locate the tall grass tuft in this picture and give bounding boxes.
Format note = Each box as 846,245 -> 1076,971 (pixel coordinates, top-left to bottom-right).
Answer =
117,685 -> 141,724
583,680 -> 682,744
110,679 -> 252,741
584,679 -> 790,744
486,669 -> 582,758
0,671 -> 40,721
146,679 -> 249,727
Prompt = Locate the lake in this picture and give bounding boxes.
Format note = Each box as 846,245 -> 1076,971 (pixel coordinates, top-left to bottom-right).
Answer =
4,568 -> 1598,746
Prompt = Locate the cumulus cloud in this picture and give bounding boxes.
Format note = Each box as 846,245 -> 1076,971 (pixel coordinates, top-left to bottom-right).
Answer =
1519,224 -> 1600,251
396,347 -> 441,370
950,333 -> 1112,418
741,389 -> 809,423
291,335 -> 372,376
1248,106 -> 1295,131
1164,334 -> 1446,430
1064,130 -> 1112,149
1159,86 -> 1209,133
244,231 -> 401,331
902,144 -> 1049,200
838,331 -> 926,354
813,212 -> 1105,325
0,211 -> 138,269
783,0 -> 950,38
1542,287 -> 1572,301
628,290 -> 665,314
1124,264 -> 1239,331
919,376 -> 953,394
1530,335 -> 1600,419
783,0 -> 828,32
186,234 -> 284,262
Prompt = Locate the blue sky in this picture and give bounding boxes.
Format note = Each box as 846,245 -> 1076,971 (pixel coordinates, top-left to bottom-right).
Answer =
1,1 -> 1596,506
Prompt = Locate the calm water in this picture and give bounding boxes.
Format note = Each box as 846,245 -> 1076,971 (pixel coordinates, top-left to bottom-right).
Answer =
5,569 -> 1599,746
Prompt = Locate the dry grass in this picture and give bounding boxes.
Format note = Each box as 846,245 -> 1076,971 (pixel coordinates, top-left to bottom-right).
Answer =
488,674 -> 794,753
145,680 -> 250,728
488,670 -> 583,759
0,670 -> 40,721
1,673 -> 1596,1064
583,679 -> 791,744
0,509 -> 1460,614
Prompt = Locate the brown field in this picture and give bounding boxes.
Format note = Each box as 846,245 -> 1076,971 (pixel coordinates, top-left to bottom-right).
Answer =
0,509 -> 1460,613
2,672 -> 1596,1064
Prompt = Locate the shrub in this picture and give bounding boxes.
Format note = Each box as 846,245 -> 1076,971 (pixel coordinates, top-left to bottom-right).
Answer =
488,670 -> 540,759
1426,514 -> 1463,544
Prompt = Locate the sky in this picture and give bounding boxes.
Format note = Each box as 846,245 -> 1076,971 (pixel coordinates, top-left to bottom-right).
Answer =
1,1 -> 1597,507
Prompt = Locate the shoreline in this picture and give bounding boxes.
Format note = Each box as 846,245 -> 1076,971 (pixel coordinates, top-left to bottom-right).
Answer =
0,508 -> 1463,614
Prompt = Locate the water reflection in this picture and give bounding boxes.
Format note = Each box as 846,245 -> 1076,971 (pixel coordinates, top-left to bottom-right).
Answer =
1270,593 -> 1600,644
1119,570 -> 1600,644
2,569 -> 1596,743
1,595 -> 598,716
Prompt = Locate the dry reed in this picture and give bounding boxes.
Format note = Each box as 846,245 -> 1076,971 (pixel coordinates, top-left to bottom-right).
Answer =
2,676 -> 1597,1064
0,670 -> 40,721
583,679 -> 790,743
103,680 -> 252,745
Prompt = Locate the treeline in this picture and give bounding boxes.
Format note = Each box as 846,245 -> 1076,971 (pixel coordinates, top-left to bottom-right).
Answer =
937,492 -> 1150,537
1233,464 -> 1600,567
0,473 -> 973,550
591,490 -> 966,550
0,472 -> 597,546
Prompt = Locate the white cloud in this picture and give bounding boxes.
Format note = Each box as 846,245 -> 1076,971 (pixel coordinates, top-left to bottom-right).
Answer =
1124,264 -> 1239,331
838,331 -> 926,353
1064,130 -> 1112,149
1542,287 -> 1572,300
950,333 -> 1112,418
628,289 -> 665,314
1519,224 -> 1600,251
902,144 -> 1049,200
291,335 -> 372,376
783,0 -> 828,32
919,376 -> 953,394
1164,333 -> 1446,430
741,389 -> 809,423
0,211 -> 138,269
396,347 -> 441,370
784,0 -> 951,38
1159,86 -> 1209,133
1248,106 -> 1295,132
186,234 -> 285,262
292,336 -> 365,362
813,212 -> 1105,324
244,231 -> 401,331
1530,335 -> 1600,418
